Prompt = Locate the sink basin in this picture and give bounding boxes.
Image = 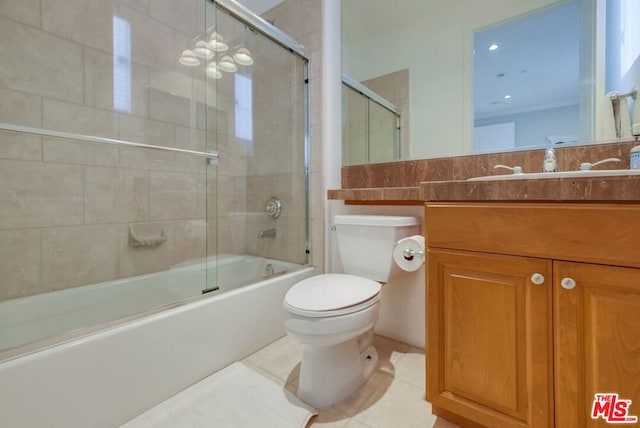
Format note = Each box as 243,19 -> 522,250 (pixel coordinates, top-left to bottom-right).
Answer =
467,169 -> 640,181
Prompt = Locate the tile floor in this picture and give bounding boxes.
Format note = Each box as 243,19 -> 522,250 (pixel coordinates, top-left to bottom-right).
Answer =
244,334 -> 460,428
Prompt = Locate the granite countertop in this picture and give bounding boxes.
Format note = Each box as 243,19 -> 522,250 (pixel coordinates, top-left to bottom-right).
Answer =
328,175 -> 640,203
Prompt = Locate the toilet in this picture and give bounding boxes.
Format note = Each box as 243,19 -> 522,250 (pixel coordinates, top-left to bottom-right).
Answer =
283,215 -> 420,408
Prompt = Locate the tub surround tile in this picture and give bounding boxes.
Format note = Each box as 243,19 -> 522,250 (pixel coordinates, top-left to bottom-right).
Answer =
43,137 -> 119,167
84,167 -> 150,224
42,225 -> 118,291
149,171 -> 206,220
0,88 -> 42,127
118,222 -> 174,277
0,132 -> 42,161
43,99 -> 118,139
0,229 -> 41,300
0,17 -> 84,103
172,220 -> 206,267
0,160 -> 84,229
0,0 -> 40,27
83,48 -> 149,118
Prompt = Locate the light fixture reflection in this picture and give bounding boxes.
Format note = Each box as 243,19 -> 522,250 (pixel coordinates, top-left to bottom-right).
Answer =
179,49 -> 201,66
489,43 -> 499,51
233,47 -> 253,66
208,32 -> 229,52
206,62 -> 223,79
504,94 -> 512,99
219,55 -> 237,72
193,40 -> 214,59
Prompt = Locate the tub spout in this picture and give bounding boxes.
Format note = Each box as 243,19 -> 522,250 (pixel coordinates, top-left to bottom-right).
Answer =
258,228 -> 276,239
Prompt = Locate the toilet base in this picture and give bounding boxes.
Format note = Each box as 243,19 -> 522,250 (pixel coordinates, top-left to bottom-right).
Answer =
297,337 -> 378,409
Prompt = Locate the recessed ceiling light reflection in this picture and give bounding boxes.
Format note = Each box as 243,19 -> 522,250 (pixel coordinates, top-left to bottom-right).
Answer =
489,44 -> 499,51
504,94 -> 512,99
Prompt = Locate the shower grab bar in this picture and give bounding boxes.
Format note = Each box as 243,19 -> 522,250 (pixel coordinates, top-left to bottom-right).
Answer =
0,122 -> 219,161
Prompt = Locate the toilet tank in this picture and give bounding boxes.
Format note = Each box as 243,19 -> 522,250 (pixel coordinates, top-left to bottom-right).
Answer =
334,215 -> 420,282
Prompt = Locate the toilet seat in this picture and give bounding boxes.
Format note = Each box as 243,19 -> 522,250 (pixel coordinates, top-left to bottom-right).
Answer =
284,274 -> 382,318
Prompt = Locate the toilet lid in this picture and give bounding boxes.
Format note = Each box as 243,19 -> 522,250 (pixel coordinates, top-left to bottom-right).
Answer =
285,274 -> 381,313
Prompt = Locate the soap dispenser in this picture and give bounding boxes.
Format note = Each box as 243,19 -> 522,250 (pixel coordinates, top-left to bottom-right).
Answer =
543,148 -> 558,172
631,145 -> 640,169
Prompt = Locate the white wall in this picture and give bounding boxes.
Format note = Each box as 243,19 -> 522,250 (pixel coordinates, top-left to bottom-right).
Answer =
476,104 -> 580,148
344,0 -> 562,159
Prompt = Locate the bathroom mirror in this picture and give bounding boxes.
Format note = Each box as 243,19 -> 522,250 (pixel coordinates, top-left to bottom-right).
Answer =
342,0 -> 640,164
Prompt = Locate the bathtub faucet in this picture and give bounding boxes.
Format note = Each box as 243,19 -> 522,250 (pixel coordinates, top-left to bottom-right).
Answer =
258,228 -> 276,239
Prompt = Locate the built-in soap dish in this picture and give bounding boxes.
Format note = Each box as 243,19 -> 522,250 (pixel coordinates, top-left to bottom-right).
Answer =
129,223 -> 167,248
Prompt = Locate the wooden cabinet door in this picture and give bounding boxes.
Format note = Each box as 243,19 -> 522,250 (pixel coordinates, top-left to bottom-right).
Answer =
427,249 -> 553,428
554,261 -> 640,427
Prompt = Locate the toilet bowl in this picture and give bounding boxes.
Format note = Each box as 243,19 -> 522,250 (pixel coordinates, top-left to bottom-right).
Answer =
283,215 -> 420,409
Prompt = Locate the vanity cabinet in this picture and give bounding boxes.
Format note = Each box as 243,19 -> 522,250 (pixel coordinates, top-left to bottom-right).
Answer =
425,203 -> 640,428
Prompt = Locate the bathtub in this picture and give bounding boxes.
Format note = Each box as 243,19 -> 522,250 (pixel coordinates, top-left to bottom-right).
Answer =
0,255 -> 317,428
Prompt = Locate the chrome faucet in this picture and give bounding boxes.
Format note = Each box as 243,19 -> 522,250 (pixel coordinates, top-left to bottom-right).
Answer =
258,228 -> 276,239
579,157 -> 621,170
542,148 -> 558,172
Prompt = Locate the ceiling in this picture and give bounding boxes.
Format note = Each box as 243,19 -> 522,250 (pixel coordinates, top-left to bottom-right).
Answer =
473,0 -> 580,118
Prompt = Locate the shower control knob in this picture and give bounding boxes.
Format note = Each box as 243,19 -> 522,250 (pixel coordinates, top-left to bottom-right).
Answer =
265,197 -> 282,219
530,273 -> 545,285
561,277 -> 577,290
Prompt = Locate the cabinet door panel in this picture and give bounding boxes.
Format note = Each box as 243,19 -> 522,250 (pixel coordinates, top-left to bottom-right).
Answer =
555,261 -> 640,427
427,249 -> 553,428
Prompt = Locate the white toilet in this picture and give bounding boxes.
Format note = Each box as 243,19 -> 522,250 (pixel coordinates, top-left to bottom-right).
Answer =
283,215 -> 420,408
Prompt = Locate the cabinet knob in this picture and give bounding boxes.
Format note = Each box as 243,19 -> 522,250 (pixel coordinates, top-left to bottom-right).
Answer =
530,273 -> 545,285
561,277 -> 577,290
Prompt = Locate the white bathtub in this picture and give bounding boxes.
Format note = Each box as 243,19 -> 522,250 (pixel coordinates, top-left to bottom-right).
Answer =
0,256 -> 316,428
0,254 -> 298,352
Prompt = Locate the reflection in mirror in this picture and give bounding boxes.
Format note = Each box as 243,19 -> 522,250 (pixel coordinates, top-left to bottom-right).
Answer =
341,73 -> 404,165
473,0 -> 581,152
342,0 -> 640,165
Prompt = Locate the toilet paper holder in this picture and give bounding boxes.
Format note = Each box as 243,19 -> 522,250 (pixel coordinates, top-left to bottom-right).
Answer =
402,248 -> 424,261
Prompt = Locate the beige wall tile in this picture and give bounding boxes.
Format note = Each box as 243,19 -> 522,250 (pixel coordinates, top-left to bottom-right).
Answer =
84,48 -> 149,118
149,87 -> 192,127
0,88 -> 42,127
172,219 -> 207,266
43,99 -> 118,138
0,0 -> 40,27
42,225 -> 118,291
119,146 -> 175,171
217,215 -> 247,255
217,175 -> 247,217
118,222 -> 173,277
149,171 -> 206,220
0,17 -> 83,103
116,4 -> 178,70
119,114 -> 175,147
149,0 -> 198,34
0,160 -> 84,229
85,167 -> 150,224
42,0 -> 114,53
0,132 -> 42,161
118,0 -> 149,14
0,229 -> 41,300
43,137 -> 119,167
175,126 -> 208,152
